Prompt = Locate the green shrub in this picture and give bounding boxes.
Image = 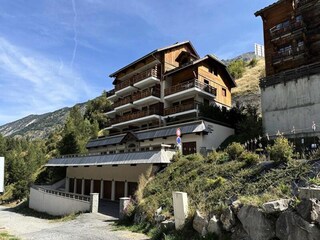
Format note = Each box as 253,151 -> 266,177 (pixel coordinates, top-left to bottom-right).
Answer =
239,151 -> 260,165
226,142 -> 245,160
248,58 -> 258,68
309,148 -> 320,160
207,151 -> 229,164
268,137 -> 294,163
227,60 -> 245,79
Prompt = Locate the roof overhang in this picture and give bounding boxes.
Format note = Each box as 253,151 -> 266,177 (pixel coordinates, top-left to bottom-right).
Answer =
109,41 -> 199,78
46,150 -> 176,167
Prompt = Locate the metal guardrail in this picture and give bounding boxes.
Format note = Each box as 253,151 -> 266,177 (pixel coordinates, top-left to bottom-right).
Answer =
164,79 -> 217,96
31,185 -> 90,202
260,61 -> 320,88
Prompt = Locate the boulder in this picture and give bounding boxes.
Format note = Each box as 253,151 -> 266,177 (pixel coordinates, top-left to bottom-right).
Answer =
231,225 -> 251,240
231,200 -> 243,214
296,198 -> 320,224
237,205 -> 275,240
160,220 -> 175,231
276,211 -> 320,240
193,210 -> 208,236
262,199 -> 290,214
207,215 -> 221,236
220,207 -> 236,231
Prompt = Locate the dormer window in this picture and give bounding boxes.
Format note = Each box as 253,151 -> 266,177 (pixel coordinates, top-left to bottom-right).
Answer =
175,51 -> 197,67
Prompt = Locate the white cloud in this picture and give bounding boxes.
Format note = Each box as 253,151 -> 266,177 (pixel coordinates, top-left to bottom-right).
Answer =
0,37 -> 91,125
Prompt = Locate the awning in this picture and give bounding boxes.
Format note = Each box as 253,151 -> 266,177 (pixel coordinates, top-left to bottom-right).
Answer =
45,150 -> 176,167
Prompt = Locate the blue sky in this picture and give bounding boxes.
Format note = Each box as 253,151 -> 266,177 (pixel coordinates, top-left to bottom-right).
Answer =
0,0 -> 274,125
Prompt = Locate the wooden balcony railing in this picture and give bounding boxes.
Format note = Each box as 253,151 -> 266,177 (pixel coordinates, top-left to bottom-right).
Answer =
272,45 -> 306,64
106,89 -> 115,98
115,66 -> 160,92
110,108 -> 162,125
164,79 -> 217,97
132,87 -> 161,102
113,95 -> 133,109
297,0 -> 318,8
270,21 -> 304,39
164,102 -> 200,116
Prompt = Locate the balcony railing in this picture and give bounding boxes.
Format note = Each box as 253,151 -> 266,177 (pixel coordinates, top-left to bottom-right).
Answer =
111,108 -> 162,125
270,21 -> 304,39
115,66 -> 160,92
113,95 -> 133,108
164,102 -> 200,116
132,87 -> 161,102
106,89 -> 115,98
164,79 -> 217,97
272,45 -> 306,64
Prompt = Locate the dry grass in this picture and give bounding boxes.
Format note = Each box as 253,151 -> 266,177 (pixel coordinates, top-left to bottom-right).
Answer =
231,58 -> 265,111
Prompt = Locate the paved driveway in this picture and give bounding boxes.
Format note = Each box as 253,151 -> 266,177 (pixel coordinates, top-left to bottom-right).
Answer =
0,206 -> 149,240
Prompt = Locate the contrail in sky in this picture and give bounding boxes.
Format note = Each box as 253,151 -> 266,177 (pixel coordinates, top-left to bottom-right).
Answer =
71,0 -> 78,68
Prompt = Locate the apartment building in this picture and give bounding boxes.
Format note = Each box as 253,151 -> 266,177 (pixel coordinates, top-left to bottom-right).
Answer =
255,0 -> 320,138
45,41 -> 236,201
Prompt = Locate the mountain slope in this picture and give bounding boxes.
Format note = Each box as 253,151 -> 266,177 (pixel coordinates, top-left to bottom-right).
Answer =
0,103 -> 86,140
231,58 -> 265,110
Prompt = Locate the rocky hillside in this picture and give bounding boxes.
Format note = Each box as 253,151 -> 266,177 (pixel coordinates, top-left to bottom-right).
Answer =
231,58 -> 265,111
0,103 -> 86,140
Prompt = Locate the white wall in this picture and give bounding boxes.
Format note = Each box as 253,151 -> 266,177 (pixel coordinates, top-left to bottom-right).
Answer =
261,74 -> 320,137
29,187 -> 90,216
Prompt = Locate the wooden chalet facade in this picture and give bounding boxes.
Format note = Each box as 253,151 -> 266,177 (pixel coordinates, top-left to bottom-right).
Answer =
256,0 -> 320,138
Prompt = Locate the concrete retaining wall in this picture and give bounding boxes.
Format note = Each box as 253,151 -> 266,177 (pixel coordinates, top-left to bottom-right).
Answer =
261,73 -> 320,137
29,186 -> 91,216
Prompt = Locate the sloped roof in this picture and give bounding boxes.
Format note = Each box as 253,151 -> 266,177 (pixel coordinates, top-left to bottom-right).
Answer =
164,55 -> 236,88
86,120 -> 207,148
255,0 -> 284,16
45,150 -> 175,167
86,134 -> 126,148
109,41 -> 199,78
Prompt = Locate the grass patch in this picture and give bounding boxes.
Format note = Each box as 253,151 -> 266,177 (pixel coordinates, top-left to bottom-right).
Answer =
0,232 -> 20,240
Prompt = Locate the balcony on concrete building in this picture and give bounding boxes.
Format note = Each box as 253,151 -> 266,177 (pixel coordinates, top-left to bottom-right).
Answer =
132,86 -> 161,106
115,66 -> 160,96
164,101 -> 200,118
164,79 -> 216,102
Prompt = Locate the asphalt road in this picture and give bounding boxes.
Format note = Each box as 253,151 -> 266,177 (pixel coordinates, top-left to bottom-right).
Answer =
0,206 -> 149,240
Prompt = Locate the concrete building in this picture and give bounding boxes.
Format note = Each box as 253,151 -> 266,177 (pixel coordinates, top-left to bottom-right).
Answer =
255,0 -> 320,138
44,41 -> 236,203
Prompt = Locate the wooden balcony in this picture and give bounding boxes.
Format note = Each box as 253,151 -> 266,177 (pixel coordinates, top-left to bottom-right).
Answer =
164,102 -> 200,116
113,95 -> 132,109
270,21 -> 304,39
165,79 -> 217,96
132,87 -> 161,102
272,45 -> 306,64
115,66 -> 160,92
110,108 -> 162,125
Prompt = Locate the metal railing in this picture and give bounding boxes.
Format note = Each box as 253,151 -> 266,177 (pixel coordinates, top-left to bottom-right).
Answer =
260,61 -> 320,88
164,79 -> 217,96
115,66 -> 160,91
31,185 -> 90,202
164,101 -> 200,116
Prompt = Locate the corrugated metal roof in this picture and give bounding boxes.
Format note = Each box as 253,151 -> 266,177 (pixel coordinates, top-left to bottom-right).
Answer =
136,121 -> 206,140
86,134 -> 126,148
45,150 -> 175,167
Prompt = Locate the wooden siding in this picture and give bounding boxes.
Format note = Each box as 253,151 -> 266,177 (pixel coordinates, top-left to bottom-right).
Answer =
197,65 -> 232,107
164,45 -> 195,72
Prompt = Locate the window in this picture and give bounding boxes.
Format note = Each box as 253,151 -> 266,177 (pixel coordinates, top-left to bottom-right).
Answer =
209,67 -> 218,76
222,88 -> 227,97
204,79 -> 209,85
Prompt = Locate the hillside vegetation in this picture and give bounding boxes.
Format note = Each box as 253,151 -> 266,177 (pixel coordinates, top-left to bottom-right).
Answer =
231,58 -> 265,111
